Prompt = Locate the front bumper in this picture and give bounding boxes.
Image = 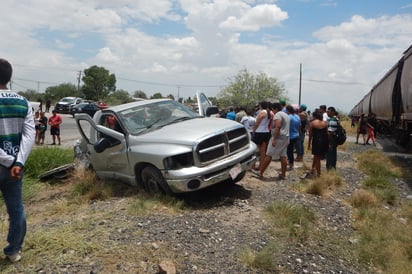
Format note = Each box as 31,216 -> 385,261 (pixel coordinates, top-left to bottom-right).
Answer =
164,143 -> 257,193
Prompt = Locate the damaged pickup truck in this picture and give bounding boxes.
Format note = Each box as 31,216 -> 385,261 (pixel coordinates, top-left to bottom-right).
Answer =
74,93 -> 256,194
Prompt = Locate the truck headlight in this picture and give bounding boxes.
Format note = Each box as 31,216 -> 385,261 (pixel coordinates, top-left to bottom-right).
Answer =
164,152 -> 194,169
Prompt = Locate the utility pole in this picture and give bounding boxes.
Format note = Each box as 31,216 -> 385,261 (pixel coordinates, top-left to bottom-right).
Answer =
77,71 -> 82,92
298,63 -> 302,106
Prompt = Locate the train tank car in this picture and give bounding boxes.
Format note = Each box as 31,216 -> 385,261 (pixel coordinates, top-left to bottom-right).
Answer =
349,45 -> 412,148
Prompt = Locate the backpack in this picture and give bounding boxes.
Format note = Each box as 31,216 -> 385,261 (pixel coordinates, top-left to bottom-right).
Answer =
334,121 -> 347,145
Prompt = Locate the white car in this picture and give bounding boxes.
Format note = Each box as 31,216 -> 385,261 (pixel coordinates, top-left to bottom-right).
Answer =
74,92 -> 256,194
55,96 -> 83,114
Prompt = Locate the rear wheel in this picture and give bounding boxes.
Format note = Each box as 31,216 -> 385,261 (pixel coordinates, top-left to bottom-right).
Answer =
140,166 -> 172,195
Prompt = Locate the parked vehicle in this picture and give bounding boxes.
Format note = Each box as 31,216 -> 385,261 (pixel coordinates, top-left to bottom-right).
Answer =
70,102 -> 101,118
74,92 -> 256,194
55,97 -> 83,114
96,102 -> 109,109
349,44 -> 412,147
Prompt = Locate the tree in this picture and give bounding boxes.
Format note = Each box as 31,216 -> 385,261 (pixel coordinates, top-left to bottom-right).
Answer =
166,94 -> 175,100
17,89 -> 40,101
82,65 -> 116,101
218,68 -> 288,109
44,83 -> 79,102
150,92 -> 163,99
108,89 -> 134,105
208,96 -> 219,107
133,90 -> 147,99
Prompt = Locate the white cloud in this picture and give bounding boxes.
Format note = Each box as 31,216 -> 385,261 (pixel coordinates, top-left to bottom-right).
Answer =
2,0 -> 412,112
220,4 -> 288,31
313,14 -> 412,46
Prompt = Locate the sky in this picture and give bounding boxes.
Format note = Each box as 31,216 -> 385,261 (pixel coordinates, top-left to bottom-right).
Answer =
2,0 -> 412,113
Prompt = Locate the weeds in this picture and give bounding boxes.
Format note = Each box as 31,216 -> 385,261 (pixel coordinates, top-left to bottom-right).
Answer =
238,243 -> 280,271
304,170 -> 343,196
265,201 -> 316,242
350,149 -> 412,273
24,147 -> 74,179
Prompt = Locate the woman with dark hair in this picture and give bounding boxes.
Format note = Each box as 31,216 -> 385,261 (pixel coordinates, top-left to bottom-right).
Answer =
251,101 -> 273,170
307,109 -> 329,177
356,113 -> 367,144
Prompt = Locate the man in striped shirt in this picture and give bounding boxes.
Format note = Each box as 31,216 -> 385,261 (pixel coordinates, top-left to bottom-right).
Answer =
326,106 -> 339,170
0,58 -> 36,262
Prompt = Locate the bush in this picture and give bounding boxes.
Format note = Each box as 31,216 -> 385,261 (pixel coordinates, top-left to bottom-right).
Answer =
24,147 -> 74,179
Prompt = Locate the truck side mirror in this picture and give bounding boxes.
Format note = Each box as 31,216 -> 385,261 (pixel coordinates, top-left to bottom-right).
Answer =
206,106 -> 219,117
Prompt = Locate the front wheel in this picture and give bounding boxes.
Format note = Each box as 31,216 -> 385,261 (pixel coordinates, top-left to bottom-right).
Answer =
140,166 -> 172,195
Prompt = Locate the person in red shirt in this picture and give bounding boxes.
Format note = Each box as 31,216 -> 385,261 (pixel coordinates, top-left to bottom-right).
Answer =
48,110 -> 62,145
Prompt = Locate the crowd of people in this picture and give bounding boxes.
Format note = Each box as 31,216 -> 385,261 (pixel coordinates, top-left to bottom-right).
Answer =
353,112 -> 378,146
33,109 -> 62,146
218,100 -> 341,180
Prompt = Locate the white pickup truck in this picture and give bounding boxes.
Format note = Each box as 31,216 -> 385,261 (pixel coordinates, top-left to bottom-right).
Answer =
74,92 -> 256,194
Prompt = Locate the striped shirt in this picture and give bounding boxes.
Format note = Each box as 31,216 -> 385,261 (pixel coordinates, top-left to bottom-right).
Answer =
0,91 -> 35,168
327,116 -> 339,132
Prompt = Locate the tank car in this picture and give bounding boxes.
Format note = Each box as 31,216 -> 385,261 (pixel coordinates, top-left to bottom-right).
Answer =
349,45 -> 412,147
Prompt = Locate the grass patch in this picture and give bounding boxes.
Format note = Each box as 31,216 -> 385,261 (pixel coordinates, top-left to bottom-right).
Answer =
356,149 -> 401,205
238,201 -> 317,271
304,170 -> 343,196
128,194 -> 185,215
238,243 -> 281,271
25,219 -> 99,264
350,150 -> 412,273
265,200 -> 316,242
351,189 -> 378,208
25,147 -> 74,179
357,150 -> 401,178
353,205 -> 412,273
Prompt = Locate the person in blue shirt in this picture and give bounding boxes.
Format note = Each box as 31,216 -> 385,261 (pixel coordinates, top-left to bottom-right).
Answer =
225,107 -> 236,120
286,105 -> 301,170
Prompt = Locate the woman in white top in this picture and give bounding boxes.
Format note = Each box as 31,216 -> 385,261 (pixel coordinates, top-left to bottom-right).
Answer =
252,101 -> 273,170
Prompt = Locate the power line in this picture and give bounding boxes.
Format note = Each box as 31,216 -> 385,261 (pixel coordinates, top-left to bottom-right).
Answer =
10,80 -> 32,90
303,78 -> 368,86
13,77 -> 62,86
117,77 -> 224,88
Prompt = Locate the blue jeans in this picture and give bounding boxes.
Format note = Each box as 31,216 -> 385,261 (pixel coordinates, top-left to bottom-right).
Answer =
0,166 -> 26,256
295,133 -> 305,157
287,137 -> 298,165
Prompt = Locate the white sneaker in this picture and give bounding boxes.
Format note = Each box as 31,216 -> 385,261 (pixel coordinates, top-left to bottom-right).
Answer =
6,251 -> 21,263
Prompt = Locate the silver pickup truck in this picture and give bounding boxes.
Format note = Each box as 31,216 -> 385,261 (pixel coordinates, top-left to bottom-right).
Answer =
74,93 -> 256,194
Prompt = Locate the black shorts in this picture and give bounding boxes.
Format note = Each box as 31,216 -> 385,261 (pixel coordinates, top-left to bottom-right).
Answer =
252,132 -> 271,145
51,127 -> 60,136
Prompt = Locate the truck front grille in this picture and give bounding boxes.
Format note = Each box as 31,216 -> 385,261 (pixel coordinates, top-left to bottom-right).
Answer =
196,127 -> 250,164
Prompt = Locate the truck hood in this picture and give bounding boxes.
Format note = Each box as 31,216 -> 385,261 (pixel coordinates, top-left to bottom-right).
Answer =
132,117 -> 243,145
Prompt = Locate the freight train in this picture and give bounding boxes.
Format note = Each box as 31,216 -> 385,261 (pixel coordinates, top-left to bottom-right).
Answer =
349,45 -> 412,148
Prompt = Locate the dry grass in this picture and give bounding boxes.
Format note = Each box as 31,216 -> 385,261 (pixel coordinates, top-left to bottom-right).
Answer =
304,170 -> 344,196
0,165 -> 186,273
238,243 -> 280,271
351,189 -> 378,208
264,201 -> 316,242
350,149 -> 412,273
